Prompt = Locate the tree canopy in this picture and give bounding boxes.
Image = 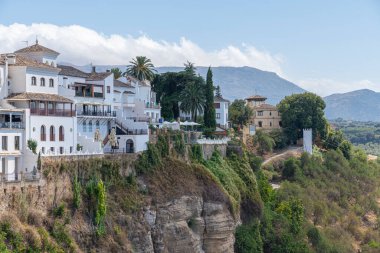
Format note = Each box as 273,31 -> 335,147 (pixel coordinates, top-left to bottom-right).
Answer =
180,81 -> 206,122
152,63 -> 206,120
277,93 -> 328,143
229,99 -> 253,129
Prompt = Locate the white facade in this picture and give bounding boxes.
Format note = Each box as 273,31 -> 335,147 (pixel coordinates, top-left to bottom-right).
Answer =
214,96 -> 230,129
0,40 -> 163,182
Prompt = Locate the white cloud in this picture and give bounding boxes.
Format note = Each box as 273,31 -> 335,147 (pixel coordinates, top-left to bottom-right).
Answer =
0,23 -> 284,74
298,78 -> 380,97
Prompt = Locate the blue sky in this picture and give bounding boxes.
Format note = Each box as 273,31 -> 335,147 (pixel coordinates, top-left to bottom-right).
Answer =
0,0 -> 380,95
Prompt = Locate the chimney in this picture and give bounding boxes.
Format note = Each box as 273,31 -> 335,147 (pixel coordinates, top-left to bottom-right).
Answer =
92,66 -> 96,73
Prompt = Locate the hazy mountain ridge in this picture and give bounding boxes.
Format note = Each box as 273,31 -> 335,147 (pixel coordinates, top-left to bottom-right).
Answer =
324,89 -> 380,122
67,64 -> 305,105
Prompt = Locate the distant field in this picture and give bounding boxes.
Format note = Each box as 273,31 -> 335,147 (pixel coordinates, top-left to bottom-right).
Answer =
330,119 -> 380,156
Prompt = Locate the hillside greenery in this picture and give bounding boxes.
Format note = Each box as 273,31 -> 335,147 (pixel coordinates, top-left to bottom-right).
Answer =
330,119 -> 380,156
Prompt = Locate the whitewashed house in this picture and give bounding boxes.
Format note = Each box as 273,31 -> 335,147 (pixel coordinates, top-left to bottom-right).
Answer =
214,95 -> 230,129
4,41 -> 77,157
57,65 -> 114,153
112,76 -> 160,153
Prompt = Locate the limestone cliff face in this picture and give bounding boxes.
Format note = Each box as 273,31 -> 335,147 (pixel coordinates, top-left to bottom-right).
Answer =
130,195 -> 236,253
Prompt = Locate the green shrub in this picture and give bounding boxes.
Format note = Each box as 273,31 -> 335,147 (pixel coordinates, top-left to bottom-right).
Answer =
27,139 -> 38,154
72,175 -> 81,209
53,203 -> 65,218
235,221 -> 263,253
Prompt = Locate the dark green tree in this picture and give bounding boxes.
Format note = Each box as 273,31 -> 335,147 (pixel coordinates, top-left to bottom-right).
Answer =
253,130 -> 275,155
229,99 -> 253,129
278,93 -> 328,143
125,56 -> 156,81
180,81 -> 206,121
203,67 -> 216,130
184,61 -> 196,76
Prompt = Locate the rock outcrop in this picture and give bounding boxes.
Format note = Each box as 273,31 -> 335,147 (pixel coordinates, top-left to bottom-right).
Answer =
131,196 -> 235,253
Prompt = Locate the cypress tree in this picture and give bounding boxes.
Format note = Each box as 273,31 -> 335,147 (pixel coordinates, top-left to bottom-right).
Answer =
204,67 -> 216,130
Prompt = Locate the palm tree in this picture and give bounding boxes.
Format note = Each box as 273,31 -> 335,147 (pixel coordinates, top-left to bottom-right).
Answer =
111,68 -> 123,79
180,81 -> 206,122
124,56 -> 156,81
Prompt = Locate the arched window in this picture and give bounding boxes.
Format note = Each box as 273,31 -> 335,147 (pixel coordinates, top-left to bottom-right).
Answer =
83,120 -> 87,132
96,120 -> 100,129
49,78 -> 54,87
50,125 -> 55,141
31,76 -> 36,86
40,125 -> 46,141
89,120 -> 93,132
40,78 -> 45,87
59,126 -> 64,141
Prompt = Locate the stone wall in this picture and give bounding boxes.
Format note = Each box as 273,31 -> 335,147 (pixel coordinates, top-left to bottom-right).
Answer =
201,144 -> 227,160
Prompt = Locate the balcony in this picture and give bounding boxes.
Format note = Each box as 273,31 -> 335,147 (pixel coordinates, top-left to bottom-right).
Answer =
145,102 -> 160,109
31,108 -> 75,117
77,110 -> 117,117
0,122 -> 23,129
125,116 -> 150,122
125,129 -> 148,135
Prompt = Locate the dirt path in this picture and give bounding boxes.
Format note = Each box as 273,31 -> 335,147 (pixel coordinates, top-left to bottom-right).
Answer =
262,146 -> 303,166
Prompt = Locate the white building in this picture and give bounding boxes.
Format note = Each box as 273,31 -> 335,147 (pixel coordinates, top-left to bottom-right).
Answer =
4,42 -> 77,157
214,95 -> 230,129
0,39 -> 161,181
112,77 -> 160,153
57,65 -> 114,153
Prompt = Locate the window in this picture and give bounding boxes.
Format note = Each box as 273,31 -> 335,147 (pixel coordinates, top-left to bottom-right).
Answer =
258,121 -> 263,127
14,136 -> 20,150
270,122 -> 272,127
50,125 -> 55,141
70,146 -> 73,153
1,158 -> 5,173
96,120 -> 100,129
216,113 -> 220,119
41,147 -> 45,154
107,86 -> 111,93
40,78 -> 45,87
257,111 -> 263,116
59,126 -> 64,141
89,120 -> 93,132
83,121 -> 87,132
279,121 -> 282,127
214,103 -> 220,109
50,147 -> 55,153
60,147 -> 64,154
41,125 -> 46,141
49,78 -> 54,87
2,136 -> 8,151
269,112 -> 272,116
31,76 -> 37,86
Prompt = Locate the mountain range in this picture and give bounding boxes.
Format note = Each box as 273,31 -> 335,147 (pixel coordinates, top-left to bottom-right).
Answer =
68,64 -> 379,122
324,89 -> 380,122
72,64 -> 305,105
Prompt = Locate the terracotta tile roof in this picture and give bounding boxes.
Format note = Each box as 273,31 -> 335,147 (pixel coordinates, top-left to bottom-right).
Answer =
86,71 -> 113,81
246,95 -> 267,101
58,65 -> 89,78
214,95 -> 230,103
6,92 -> 73,103
114,79 -> 134,88
8,54 -> 61,71
14,42 -> 59,55
255,103 -> 277,110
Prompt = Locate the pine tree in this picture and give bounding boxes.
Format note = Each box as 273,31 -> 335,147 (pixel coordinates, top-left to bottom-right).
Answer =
203,67 -> 216,130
